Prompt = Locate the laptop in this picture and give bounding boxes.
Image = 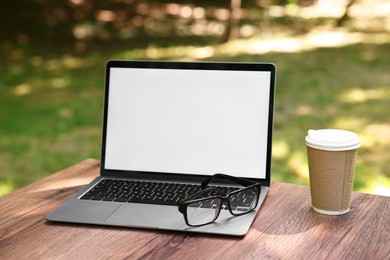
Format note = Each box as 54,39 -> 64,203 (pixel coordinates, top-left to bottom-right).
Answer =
46,60 -> 276,236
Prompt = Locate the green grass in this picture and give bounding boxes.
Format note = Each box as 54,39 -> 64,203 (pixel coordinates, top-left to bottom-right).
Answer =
1,36 -> 389,197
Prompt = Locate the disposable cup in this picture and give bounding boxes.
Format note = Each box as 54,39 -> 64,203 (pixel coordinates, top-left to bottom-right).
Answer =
305,129 -> 360,215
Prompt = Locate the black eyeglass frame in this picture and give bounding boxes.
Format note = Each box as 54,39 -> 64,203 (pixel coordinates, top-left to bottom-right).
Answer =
178,173 -> 261,227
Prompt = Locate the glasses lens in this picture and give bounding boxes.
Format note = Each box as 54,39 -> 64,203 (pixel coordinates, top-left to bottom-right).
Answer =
186,197 -> 221,226
229,186 -> 259,215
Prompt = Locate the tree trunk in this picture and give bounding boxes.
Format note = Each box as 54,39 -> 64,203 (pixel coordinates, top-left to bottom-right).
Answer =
336,0 -> 357,27
221,0 -> 241,43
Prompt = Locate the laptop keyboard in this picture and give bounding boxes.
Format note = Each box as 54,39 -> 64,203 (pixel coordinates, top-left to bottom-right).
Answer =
79,179 -> 240,208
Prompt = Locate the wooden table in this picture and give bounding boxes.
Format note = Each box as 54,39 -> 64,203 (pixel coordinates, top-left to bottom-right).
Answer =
0,159 -> 389,259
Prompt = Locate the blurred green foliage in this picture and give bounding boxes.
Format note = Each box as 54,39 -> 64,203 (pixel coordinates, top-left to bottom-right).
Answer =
1,0 -> 389,196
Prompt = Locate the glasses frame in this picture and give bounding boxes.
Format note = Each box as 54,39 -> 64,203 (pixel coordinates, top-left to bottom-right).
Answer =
178,173 -> 261,227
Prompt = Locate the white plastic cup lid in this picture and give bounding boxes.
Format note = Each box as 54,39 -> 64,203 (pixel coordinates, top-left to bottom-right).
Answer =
305,129 -> 360,151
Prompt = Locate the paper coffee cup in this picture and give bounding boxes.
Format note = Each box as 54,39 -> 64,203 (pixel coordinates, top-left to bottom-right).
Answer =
305,129 -> 360,215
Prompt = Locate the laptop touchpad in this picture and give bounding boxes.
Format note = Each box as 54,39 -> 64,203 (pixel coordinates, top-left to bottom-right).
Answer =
105,203 -> 183,228
46,199 -> 122,223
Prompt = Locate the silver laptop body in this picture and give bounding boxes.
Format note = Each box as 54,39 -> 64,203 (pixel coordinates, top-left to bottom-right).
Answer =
46,60 -> 276,236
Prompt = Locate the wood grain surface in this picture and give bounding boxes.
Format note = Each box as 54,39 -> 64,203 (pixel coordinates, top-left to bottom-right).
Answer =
0,159 -> 389,260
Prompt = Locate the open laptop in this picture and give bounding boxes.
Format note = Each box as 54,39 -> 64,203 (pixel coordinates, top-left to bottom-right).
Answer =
46,60 -> 276,236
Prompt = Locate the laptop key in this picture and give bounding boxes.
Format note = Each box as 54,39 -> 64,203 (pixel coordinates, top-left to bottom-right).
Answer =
91,196 -> 104,201
128,197 -> 147,204
114,198 -> 129,202
80,195 -> 93,200
102,197 -> 116,201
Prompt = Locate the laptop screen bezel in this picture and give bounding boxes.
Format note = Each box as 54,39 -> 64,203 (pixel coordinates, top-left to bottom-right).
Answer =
100,60 -> 275,186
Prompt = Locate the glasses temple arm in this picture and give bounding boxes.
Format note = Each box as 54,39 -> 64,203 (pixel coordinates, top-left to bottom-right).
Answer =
201,173 -> 256,189
180,187 -> 216,203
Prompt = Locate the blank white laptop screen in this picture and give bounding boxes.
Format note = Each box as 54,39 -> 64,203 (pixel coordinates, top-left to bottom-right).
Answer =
104,67 -> 271,179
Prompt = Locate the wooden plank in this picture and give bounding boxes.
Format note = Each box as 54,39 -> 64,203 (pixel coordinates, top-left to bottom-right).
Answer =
0,159 -> 99,240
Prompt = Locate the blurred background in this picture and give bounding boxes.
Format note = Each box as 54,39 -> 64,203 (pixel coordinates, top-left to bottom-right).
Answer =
0,0 -> 389,197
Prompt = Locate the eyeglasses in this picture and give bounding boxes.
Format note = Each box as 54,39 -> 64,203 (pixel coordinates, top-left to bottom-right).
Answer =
178,173 -> 261,227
